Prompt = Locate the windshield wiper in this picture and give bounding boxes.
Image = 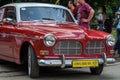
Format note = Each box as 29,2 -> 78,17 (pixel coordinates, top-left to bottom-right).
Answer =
42,18 -> 55,21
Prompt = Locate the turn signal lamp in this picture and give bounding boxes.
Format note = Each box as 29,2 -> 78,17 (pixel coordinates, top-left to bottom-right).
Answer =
40,50 -> 49,56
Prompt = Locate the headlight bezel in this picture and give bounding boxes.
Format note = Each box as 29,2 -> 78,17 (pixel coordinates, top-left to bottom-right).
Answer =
106,34 -> 115,46
44,33 -> 56,47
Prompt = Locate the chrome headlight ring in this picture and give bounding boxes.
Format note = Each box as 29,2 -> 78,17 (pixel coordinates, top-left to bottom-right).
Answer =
44,34 -> 56,47
106,34 -> 115,46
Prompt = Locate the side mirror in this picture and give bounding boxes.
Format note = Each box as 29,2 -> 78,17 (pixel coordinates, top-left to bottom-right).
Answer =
2,18 -> 16,25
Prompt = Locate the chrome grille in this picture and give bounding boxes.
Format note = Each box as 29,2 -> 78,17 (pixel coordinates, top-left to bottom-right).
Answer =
86,41 -> 106,54
53,41 -> 82,55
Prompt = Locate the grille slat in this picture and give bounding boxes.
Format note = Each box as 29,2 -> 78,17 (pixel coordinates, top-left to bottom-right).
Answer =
86,41 -> 106,54
53,41 -> 82,55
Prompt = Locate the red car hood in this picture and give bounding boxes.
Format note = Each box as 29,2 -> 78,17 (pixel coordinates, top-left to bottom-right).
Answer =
18,22 -> 85,39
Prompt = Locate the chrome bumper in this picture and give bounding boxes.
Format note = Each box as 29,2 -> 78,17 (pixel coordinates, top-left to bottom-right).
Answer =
38,53 -> 116,68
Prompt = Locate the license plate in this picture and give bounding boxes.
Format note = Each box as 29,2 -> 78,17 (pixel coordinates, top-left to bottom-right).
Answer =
72,60 -> 99,68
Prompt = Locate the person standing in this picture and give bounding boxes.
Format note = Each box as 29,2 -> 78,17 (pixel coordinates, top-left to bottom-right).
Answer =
113,7 -> 120,58
68,0 -> 75,14
73,0 -> 80,19
96,6 -> 106,31
75,0 -> 95,29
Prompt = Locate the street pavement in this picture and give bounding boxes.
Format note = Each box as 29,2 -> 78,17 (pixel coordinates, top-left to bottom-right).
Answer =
0,60 -> 120,80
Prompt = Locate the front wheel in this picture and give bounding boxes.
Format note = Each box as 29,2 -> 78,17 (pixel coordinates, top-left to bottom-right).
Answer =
90,64 -> 104,75
28,45 -> 39,78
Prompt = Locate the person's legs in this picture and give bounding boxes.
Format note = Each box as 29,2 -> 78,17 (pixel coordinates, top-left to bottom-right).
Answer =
117,29 -> 120,56
114,30 -> 119,51
113,29 -> 119,56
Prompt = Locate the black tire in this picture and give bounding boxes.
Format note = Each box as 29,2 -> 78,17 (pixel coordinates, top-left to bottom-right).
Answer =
0,60 -> 8,64
90,64 -> 104,75
28,45 -> 39,78
0,60 -> 2,63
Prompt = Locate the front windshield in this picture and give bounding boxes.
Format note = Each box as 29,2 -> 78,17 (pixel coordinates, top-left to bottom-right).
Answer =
20,7 -> 74,22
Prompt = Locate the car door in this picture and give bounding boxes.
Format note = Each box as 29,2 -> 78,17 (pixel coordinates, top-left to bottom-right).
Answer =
0,7 -> 17,58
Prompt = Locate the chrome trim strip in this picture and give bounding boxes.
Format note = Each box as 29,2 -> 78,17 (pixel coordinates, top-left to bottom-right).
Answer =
0,32 -> 40,40
38,58 -> 116,67
102,53 -> 107,65
61,54 -> 65,68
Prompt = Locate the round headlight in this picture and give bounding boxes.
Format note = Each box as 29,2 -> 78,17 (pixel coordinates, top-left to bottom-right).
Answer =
106,35 -> 115,46
44,34 -> 56,47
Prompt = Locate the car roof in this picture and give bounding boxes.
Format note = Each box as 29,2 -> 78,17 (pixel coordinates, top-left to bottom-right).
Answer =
0,3 -> 76,23
1,3 -> 68,10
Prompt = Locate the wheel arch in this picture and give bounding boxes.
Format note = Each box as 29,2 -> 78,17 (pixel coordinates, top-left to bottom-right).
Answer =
19,41 -> 35,64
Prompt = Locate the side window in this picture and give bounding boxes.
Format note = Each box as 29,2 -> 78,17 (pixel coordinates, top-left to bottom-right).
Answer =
0,9 -> 4,21
5,8 -> 16,21
66,11 -> 74,22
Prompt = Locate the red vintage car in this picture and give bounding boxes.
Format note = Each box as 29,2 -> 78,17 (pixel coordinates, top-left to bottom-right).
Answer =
0,3 -> 116,78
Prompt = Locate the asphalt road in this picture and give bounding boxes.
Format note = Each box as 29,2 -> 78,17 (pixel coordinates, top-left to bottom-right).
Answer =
0,60 -> 120,80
